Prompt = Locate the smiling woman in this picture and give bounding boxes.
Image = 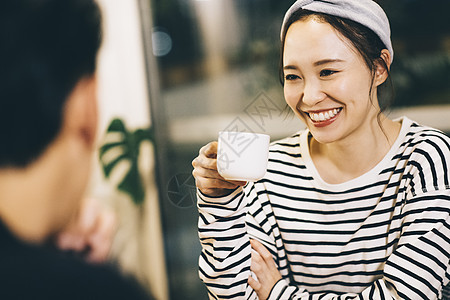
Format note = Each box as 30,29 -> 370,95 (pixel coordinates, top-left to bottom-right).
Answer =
282,14 -> 401,182
192,0 -> 450,299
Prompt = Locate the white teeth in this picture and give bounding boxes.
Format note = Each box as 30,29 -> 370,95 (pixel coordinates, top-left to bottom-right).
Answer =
308,108 -> 341,122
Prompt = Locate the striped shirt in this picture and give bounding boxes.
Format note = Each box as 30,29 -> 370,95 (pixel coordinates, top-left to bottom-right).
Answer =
198,117 -> 450,299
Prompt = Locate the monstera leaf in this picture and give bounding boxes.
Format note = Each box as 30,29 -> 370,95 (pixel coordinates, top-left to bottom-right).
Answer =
99,118 -> 154,205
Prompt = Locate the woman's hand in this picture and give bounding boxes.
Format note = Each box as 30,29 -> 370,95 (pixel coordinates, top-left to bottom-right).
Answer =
248,239 -> 282,299
192,141 -> 246,197
55,197 -> 116,264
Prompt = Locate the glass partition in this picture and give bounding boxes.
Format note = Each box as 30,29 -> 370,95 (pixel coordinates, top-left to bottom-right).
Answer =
139,0 -> 450,298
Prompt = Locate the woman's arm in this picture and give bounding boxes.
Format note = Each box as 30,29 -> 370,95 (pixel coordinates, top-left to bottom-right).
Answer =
194,141 -> 257,298
198,188 -> 256,299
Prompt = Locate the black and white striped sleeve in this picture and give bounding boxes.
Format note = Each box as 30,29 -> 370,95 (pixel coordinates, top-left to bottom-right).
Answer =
197,187 -> 256,299
197,181 -> 281,299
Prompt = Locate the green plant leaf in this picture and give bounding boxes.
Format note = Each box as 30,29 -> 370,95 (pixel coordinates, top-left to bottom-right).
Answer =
117,161 -> 146,205
102,153 -> 128,178
98,117 -> 153,206
106,118 -> 127,133
99,141 -> 126,158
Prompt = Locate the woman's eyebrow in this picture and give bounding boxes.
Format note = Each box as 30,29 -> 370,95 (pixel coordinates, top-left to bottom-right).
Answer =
313,59 -> 345,66
283,65 -> 298,70
283,59 -> 345,70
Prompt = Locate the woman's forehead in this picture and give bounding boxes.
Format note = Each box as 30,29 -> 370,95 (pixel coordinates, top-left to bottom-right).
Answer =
283,18 -> 358,65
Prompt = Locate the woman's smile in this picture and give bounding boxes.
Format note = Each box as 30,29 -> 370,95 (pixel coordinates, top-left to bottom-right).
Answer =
305,107 -> 343,127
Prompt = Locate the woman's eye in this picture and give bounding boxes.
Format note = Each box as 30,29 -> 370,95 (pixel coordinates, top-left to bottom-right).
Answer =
320,69 -> 337,77
285,74 -> 300,81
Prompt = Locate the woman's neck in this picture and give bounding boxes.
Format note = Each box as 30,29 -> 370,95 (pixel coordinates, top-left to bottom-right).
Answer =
309,116 -> 402,184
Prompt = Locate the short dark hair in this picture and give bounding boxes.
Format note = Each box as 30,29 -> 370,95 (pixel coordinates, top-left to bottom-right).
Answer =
279,10 -> 394,114
0,0 -> 102,167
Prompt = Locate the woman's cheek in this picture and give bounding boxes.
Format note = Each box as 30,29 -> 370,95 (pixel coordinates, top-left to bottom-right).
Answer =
284,87 -> 307,123
332,73 -> 370,102
284,85 -> 300,111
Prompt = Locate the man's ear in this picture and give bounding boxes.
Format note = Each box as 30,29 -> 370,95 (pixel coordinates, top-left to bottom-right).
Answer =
374,49 -> 391,87
62,75 -> 98,149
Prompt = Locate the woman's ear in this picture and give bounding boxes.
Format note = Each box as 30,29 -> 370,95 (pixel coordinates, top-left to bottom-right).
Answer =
374,49 -> 391,87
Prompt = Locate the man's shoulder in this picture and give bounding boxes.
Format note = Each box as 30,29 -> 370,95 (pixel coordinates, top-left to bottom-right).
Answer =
0,240 -> 150,299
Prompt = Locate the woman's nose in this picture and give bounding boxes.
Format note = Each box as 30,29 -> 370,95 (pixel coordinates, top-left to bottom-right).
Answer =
301,80 -> 325,107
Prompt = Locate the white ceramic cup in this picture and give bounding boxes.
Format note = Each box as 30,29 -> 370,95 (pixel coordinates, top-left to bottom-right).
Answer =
217,131 -> 270,181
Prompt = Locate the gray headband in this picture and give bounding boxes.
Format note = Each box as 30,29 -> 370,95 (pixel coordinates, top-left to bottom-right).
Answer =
281,0 -> 394,62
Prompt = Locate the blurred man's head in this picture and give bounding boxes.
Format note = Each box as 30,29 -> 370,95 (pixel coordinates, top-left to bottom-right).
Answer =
0,0 -> 103,242
0,0 -> 102,167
